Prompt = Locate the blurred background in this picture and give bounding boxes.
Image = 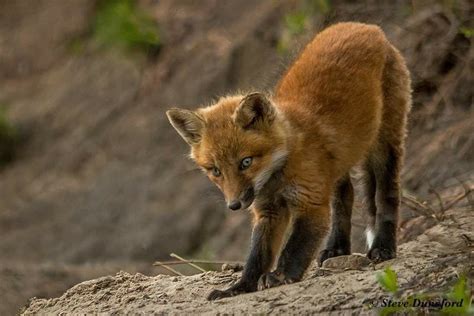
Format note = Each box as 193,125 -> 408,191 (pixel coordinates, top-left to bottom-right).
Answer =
0,0 -> 472,313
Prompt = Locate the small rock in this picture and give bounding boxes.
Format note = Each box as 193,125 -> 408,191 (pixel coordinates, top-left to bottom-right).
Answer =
321,254 -> 372,270
221,263 -> 244,272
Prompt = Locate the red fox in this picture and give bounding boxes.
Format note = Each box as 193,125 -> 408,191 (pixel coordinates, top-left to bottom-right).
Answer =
167,22 -> 411,300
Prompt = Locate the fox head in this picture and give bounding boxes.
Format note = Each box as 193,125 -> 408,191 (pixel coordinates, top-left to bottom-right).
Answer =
167,92 -> 289,211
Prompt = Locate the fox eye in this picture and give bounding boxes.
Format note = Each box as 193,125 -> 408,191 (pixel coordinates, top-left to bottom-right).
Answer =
211,167 -> 221,177
239,157 -> 253,170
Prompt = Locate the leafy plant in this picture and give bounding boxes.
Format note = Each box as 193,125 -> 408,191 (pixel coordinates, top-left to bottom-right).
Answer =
375,267 -> 472,315
442,275 -> 473,315
377,266 -> 399,294
93,0 -> 160,52
459,26 -> 474,39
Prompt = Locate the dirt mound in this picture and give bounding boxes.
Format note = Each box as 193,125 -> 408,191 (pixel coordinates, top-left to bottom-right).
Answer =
22,206 -> 473,314
0,261 -> 153,315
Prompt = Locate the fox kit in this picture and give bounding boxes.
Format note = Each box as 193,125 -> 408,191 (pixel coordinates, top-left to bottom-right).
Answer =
167,22 -> 411,300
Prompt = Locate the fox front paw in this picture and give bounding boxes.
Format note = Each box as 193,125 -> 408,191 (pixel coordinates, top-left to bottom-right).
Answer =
207,289 -> 235,300
207,282 -> 254,301
367,245 -> 396,263
257,271 -> 297,291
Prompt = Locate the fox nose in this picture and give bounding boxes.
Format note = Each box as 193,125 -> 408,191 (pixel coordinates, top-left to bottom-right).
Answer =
227,200 -> 242,211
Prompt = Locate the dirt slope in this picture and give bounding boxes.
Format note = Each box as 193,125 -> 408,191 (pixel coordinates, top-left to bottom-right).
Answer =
22,206 -> 473,314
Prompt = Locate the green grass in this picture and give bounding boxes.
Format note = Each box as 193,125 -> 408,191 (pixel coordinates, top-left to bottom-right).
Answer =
93,0 -> 160,53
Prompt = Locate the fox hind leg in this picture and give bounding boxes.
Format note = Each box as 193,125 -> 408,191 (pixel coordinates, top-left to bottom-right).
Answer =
367,45 -> 409,262
318,174 -> 354,266
367,144 -> 401,262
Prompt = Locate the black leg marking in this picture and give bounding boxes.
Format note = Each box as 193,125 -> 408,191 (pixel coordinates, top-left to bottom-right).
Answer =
208,210 -> 288,300
259,214 -> 327,290
367,145 -> 400,262
318,174 -> 353,266
363,163 -> 377,228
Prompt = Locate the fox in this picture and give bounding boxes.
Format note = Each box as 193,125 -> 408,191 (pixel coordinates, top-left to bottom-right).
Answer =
166,22 -> 411,300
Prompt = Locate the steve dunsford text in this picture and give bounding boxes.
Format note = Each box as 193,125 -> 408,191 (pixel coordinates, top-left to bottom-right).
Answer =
379,297 -> 465,309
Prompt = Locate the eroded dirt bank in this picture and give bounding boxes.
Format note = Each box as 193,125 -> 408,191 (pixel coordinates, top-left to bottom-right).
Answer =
23,207 -> 473,314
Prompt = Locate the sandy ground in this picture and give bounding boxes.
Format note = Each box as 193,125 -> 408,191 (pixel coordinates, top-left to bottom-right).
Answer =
22,206 -> 473,314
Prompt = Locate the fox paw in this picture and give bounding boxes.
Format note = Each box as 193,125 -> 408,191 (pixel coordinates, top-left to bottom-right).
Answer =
207,283 -> 253,300
367,246 -> 396,263
257,271 -> 296,290
207,289 -> 236,300
318,247 -> 350,266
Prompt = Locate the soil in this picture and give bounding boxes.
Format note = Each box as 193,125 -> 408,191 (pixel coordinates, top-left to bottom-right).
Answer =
22,206 -> 473,314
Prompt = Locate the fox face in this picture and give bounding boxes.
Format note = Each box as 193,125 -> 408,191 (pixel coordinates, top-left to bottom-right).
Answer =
167,93 -> 289,210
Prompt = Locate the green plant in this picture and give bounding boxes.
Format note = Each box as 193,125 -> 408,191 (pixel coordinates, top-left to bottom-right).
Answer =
375,267 -> 473,315
277,0 -> 331,55
93,0 -> 160,52
284,11 -> 309,36
377,266 -> 399,294
459,27 -> 474,39
442,275 -> 473,315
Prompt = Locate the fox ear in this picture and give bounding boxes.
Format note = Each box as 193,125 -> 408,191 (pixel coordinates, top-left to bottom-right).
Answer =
166,108 -> 205,145
234,92 -> 276,129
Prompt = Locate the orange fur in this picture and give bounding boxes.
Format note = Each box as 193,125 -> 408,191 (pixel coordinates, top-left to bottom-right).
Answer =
167,22 -> 411,298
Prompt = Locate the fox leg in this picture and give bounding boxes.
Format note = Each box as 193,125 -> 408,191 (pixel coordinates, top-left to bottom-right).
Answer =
258,207 -> 329,290
367,144 -> 401,262
207,208 -> 289,300
366,45 -> 409,262
318,174 -> 354,265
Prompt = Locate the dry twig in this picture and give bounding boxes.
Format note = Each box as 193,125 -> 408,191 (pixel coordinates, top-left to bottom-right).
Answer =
153,259 -> 243,266
402,181 -> 473,222
154,261 -> 185,276
170,253 -> 207,273
402,192 -> 439,220
428,186 -> 445,213
153,257 -> 244,275
443,188 -> 473,211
